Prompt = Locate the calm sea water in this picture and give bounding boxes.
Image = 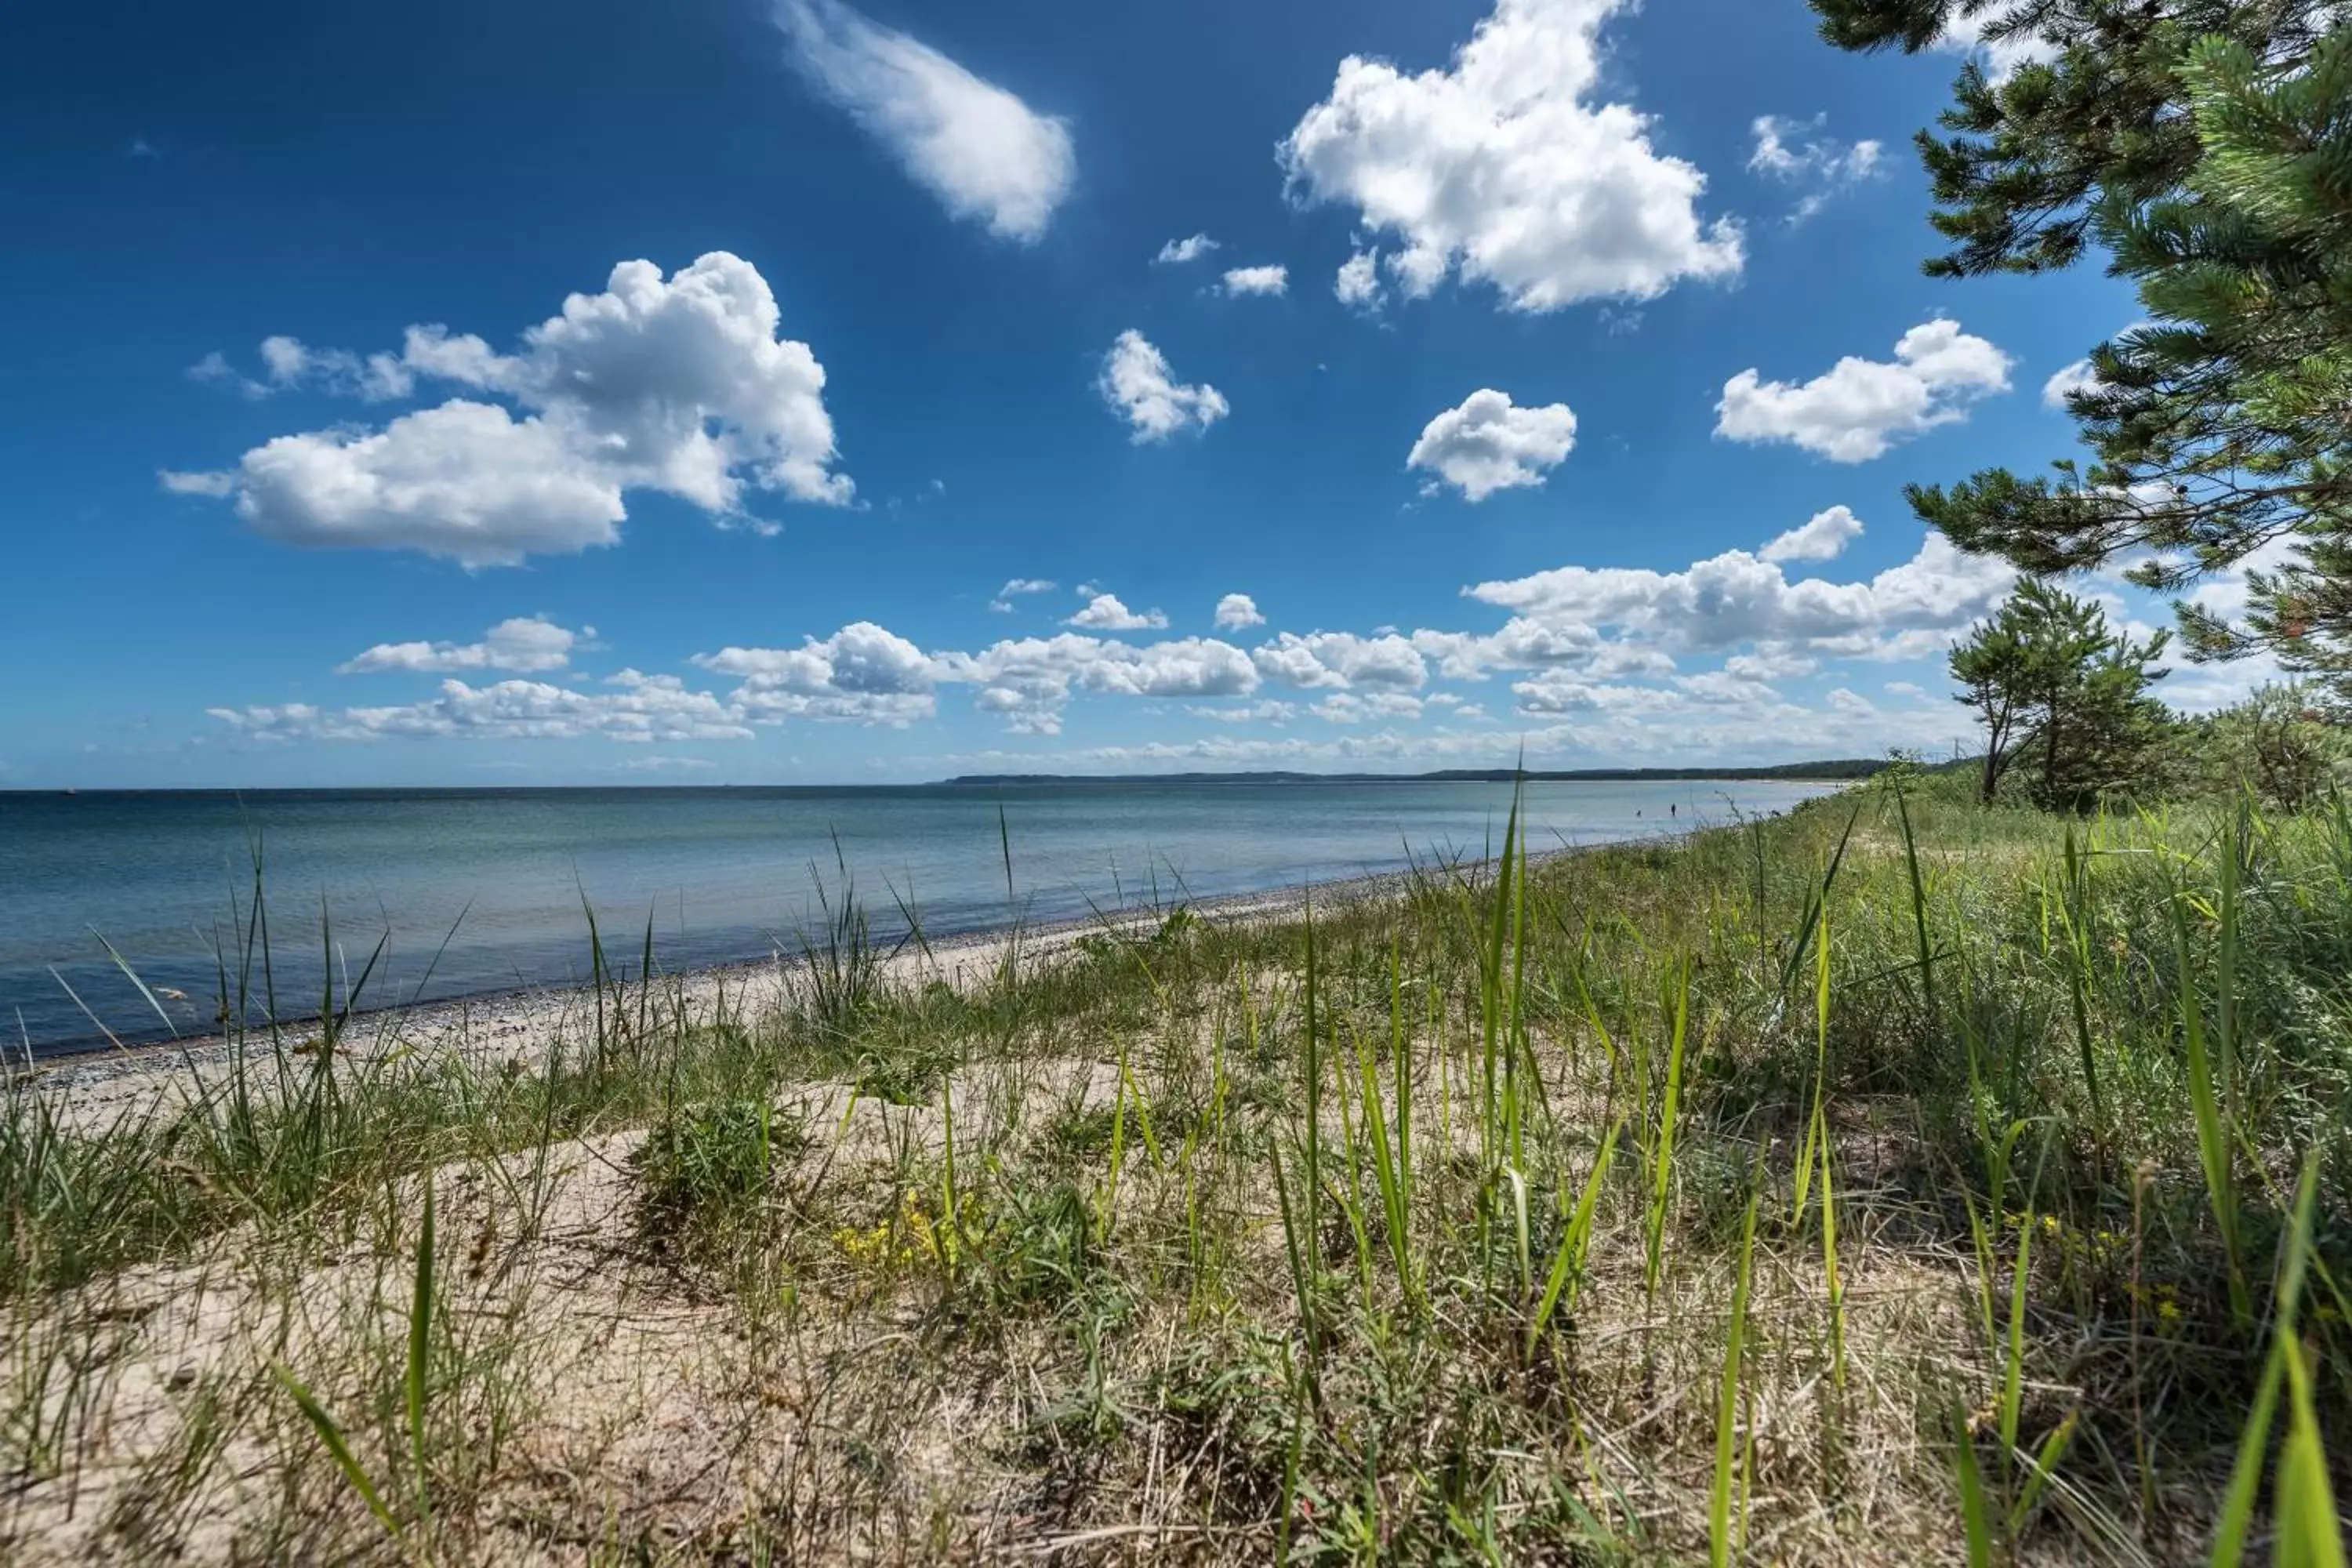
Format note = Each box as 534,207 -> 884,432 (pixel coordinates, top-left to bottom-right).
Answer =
0,780 -> 1836,1057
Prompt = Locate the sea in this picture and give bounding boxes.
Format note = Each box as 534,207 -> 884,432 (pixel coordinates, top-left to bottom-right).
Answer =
0,779 -> 1838,1058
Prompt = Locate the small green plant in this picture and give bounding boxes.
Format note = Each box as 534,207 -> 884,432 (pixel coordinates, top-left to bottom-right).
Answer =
793,851 -> 898,1038
1526,1121 -> 1617,1363
630,1098 -> 795,1245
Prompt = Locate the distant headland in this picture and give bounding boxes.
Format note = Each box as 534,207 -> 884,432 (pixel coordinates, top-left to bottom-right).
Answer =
940,760 -> 1890,786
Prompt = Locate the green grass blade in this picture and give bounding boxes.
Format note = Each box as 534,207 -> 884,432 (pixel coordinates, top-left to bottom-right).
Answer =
2001,1203 -> 2031,1455
1645,959 -> 1690,1299
272,1362 -> 402,1541
1950,1397 -> 1995,1568
2213,1153 -> 2325,1568
1709,1189 -> 1759,1568
2007,1410 -> 2078,1534
1893,774 -> 1936,1022
2172,888 -> 2249,1325
406,1179 -> 434,1509
1529,1123 -> 1619,1359
2274,1336 -> 2347,1568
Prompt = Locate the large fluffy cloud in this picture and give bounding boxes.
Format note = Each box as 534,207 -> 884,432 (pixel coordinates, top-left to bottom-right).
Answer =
934,634 -> 1259,735
1715,319 -> 2012,463
1214,593 -> 1266,631
403,255 -> 851,509
1253,632 -> 1428,690
1407,389 -> 1577,501
338,616 -> 584,675
1465,530 -> 2015,659
694,621 -> 938,724
233,402 -> 632,567
1279,0 -> 1743,311
1098,330 -> 1228,442
191,254 -> 851,568
775,0 -> 1073,242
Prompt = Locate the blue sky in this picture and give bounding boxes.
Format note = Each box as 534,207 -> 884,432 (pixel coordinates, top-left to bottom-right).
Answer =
0,0 -> 2252,786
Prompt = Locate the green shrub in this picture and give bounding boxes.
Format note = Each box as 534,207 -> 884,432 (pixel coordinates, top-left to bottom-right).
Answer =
630,1099 -> 797,1244
2194,684 -> 2351,813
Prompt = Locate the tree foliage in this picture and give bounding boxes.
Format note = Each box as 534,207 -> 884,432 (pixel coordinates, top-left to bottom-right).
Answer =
1816,0 -> 2352,693
1950,579 -> 2173,808
2190,682 -> 2352,808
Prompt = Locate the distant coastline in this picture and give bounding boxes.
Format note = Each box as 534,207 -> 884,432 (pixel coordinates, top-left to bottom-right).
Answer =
942,760 -> 1891,786
2,760 -> 1894,796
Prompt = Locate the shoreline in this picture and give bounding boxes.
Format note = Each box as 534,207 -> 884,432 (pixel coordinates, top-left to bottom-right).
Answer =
2,770 -> 1880,797
18,840 -> 1608,1125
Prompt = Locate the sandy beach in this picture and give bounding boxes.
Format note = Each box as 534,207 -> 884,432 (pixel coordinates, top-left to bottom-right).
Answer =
16,852 -> 1519,1133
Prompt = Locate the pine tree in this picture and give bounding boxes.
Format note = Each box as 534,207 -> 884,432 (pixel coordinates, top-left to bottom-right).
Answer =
1948,579 -> 2172,809
1809,1 -> 2339,276
1948,593 -> 2039,802
1817,2 -> 2352,695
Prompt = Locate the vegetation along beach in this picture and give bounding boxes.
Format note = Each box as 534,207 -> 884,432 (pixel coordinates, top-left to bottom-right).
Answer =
6,750 -> 2351,1562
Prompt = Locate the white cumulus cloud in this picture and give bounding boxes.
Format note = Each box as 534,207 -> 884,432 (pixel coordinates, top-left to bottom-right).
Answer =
1189,699 -> 1299,724
693,621 -> 938,725
1334,249 -> 1383,309
1279,0 -> 1743,312
338,616 -> 585,675
1407,390 -> 1577,501
1747,114 -> 1884,221
1253,631 -> 1428,690
210,676 -> 754,746
933,633 -> 1259,734
1156,233 -> 1219,264
234,402 -> 632,568
1098,330 -> 1228,442
1067,593 -> 1170,631
1937,5 -> 2059,85
989,576 -> 1057,612
1465,530 -> 2016,661
1221,264 -> 1289,296
1715,318 -> 2012,463
1759,504 -> 1864,563
1313,691 -> 1426,724
158,469 -> 236,497
775,0 -> 1073,242
192,337 -> 415,401
1214,593 -> 1266,630
195,253 -> 851,568
2042,358 -> 2103,409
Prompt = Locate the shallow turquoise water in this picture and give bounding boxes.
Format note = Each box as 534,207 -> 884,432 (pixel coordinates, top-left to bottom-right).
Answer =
0,780 -> 1835,1056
